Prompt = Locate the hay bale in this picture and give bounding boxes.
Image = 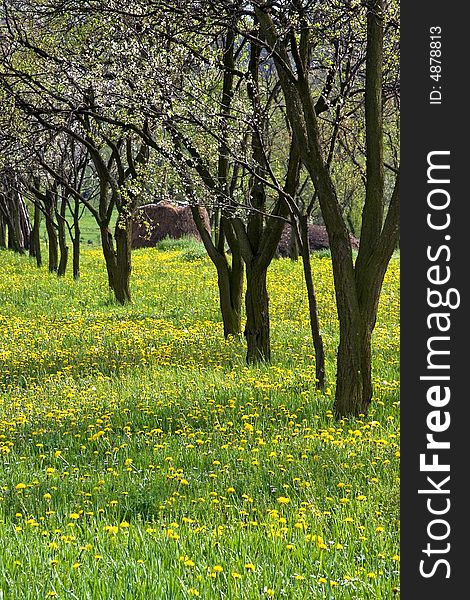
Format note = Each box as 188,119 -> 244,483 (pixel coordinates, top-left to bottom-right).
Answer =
277,223 -> 359,257
132,201 -> 210,249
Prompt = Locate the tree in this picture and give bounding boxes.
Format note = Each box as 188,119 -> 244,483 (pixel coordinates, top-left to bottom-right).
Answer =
251,0 -> 399,416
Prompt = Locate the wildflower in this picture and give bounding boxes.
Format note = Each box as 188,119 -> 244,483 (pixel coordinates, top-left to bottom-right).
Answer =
277,496 -> 290,504
104,525 -> 118,535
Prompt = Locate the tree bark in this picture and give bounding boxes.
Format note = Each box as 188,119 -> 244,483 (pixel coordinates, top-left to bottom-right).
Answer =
113,216 -> 132,304
100,224 -> 117,291
0,214 -> 5,248
191,206 -> 243,337
299,215 -> 325,389
45,211 -> 58,273
32,202 -> 42,267
288,224 -> 300,260
57,198 -> 69,277
72,198 -> 80,279
244,264 -> 270,363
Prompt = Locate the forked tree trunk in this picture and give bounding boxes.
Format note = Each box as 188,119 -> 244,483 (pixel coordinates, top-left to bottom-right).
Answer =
245,264 -> 270,363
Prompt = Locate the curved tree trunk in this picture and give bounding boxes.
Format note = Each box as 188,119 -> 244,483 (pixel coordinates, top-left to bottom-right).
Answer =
191,206 -> 244,338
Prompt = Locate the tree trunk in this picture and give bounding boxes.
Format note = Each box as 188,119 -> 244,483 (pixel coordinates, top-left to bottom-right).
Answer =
299,215 -> 325,389
245,264 -> 270,363
288,224 -> 300,260
9,194 -> 24,253
18,198 -> 32,251
32,203 -> 42,267
334,317 -> 365,417
191,206 -> 244,338
100,224 -> 117,291
6,212 -> 23,253
45,214 -> 58,273
215,247 -> 244,338
113,216 -> 132,304
57,199 -> 69,277
72,198 -> 81,279
0,214 -> 6,248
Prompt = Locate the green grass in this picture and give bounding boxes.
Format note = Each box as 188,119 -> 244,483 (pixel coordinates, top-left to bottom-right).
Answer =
0,246 -> 400,599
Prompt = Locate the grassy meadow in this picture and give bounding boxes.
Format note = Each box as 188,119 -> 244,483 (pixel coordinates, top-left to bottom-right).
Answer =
0,242 -> 400,599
